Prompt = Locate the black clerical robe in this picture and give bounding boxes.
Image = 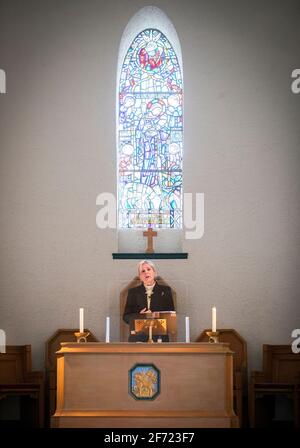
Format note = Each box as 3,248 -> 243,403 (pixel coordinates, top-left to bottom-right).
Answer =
123,282 -> 175,342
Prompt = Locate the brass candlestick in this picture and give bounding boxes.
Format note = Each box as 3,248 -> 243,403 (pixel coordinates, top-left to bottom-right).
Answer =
206,331 -> 220,343
74,331 -> 90,343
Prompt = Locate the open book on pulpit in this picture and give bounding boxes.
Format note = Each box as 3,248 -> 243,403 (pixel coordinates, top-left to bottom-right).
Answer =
133,311 -> 177,342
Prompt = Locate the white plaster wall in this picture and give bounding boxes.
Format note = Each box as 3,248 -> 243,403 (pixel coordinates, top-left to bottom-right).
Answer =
0,0 -> 299,374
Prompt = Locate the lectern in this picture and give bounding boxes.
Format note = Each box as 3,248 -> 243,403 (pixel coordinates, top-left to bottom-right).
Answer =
131,311 -> 177,343
52,342 -> 237,428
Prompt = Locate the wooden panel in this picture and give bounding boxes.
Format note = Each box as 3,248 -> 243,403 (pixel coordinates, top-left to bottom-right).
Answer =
62,353 -> 225,410
48,371 -> 56,389
0,345 -> 31,383
45,329 -> 98,370
0,345 -> 44,427
52,342 -> 236,428
44,328 -> 98,425
249,344 -> 300,428
196,328 -> 248,427
0,358 -> 22,383
52,415 -> 235,428
196,329 -> 247,376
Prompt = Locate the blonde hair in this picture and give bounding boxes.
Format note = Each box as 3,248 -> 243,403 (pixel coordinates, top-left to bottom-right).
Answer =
137,260 -> 157,276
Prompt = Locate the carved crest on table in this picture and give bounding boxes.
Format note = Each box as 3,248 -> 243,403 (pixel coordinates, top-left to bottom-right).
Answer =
129,364 -> 160,400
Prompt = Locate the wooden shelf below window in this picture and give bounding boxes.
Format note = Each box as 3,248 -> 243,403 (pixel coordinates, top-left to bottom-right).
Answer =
112,253 -> 188,259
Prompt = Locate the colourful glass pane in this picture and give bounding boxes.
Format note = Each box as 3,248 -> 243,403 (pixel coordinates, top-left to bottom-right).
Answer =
118,29 -> 183,228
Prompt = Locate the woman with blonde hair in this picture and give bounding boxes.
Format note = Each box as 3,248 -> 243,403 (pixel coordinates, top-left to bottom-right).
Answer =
123,260 -> 175,341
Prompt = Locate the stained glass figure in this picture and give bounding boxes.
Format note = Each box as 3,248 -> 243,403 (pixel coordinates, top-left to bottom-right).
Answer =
118,29 -> 183,228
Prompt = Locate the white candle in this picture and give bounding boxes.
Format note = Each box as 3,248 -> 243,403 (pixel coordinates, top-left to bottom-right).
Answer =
185,316 -> 190,343
105,316 -> 110,343
79,308 -> 84,333
212,306 -> 217,332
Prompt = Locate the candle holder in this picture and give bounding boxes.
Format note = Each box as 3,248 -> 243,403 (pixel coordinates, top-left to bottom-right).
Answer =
74,331 -> 90,343
206,331 -> 220,344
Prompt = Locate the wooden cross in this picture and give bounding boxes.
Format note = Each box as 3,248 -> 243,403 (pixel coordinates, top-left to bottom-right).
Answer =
143,227 -> 157,253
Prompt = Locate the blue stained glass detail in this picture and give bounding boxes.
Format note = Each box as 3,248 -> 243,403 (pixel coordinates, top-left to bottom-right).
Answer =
118,29 -> 183,228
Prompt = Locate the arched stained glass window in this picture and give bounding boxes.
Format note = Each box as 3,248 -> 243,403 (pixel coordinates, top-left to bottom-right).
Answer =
118,27 -> 183,229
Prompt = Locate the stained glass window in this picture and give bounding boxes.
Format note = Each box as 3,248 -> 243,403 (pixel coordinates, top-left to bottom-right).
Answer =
118,28 -> 183,229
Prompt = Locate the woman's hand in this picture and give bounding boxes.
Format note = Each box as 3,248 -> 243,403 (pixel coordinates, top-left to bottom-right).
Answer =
140,308 -> 151,314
